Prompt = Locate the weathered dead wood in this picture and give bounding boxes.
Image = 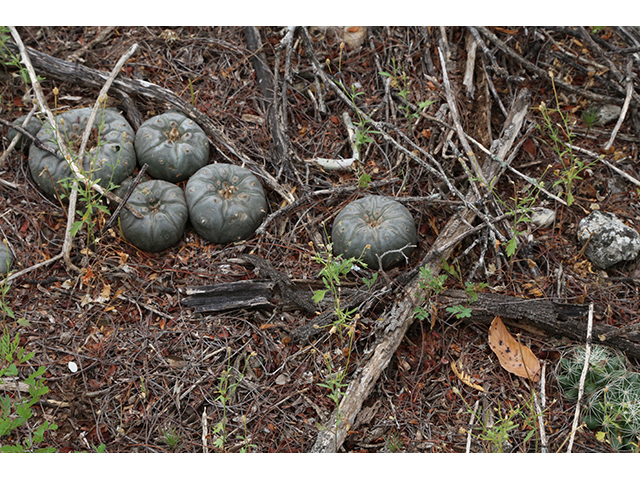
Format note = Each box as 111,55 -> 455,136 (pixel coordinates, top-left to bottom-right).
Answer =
243,27 -> 294,176
239,254 -> 317,314
439,289 -> 640,360
181,280 -> 275,313
309,88 -> 531,453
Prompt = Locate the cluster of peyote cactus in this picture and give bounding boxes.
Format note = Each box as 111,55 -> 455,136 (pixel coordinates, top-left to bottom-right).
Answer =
556,345 -> 640,451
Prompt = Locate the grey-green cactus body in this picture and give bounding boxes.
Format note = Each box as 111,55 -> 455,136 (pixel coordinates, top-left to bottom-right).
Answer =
332,195 -> 417,270
185,164 -> 267,245
28,108 -> 136,197
120,180 -> 188,252
134,111 -> 209,183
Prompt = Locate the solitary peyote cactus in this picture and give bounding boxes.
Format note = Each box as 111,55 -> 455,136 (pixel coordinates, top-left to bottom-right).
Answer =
556,345 -> 640,451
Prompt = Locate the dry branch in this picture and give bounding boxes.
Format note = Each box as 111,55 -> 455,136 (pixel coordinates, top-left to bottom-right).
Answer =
310,87 -> 531,453
8,28 -> 140,272
243,26 -> 294,176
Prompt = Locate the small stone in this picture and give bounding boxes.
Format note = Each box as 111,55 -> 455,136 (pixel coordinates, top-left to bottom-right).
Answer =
592,104 -> 622,126
577,211 -> 640,269
530,207 -> 556,228
0,243 -> 13,274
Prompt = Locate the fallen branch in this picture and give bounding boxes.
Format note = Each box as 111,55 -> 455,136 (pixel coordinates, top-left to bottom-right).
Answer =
309,87 -> 531,452
438,42 -> 486,184
603,58 -> 634,151
568,303 -> 594,453
243,26 -> 294,177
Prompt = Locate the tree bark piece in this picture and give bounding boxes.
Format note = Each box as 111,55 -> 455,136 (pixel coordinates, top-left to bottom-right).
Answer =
439,289 -> 640,360
181,280 -> 275,313
240,254 -> 317,314
310,88 -> 531,453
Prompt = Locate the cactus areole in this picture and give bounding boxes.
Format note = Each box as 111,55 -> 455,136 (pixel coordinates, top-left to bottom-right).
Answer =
332,195 -> 418,270
185,164 -> 268,244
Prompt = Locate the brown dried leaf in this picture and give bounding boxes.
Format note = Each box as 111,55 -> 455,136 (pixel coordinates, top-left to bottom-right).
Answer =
451,360 -> 485,392
488,316 -> 541,382
165,355 -> 187,369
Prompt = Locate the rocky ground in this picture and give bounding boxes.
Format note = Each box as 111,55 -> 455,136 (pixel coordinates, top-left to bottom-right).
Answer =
2,26 -> 640,453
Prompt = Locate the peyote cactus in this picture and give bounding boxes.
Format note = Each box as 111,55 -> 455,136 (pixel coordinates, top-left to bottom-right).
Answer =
185,163 -> 267,245
557,345 -> 640,451
0,242 -> 13,275
134,111 -> 210,183
28,107 -> 136,198
120,180 -> 188,252
331,195 -> 418,270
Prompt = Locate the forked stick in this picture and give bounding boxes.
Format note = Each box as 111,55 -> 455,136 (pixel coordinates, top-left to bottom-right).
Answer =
9,27 -> 140,272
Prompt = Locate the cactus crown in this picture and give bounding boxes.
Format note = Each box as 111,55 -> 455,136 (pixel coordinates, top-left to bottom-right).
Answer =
557,345 -> 640,451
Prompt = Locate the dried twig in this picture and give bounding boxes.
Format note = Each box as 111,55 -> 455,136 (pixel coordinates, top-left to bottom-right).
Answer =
438,43 -> 486,184
567,302 -> 594,453
0,106 -> 40,165
9,27 -> 140,272
604,59 -> 634,151
534,363 -> 548,453
100,162 -> 149,234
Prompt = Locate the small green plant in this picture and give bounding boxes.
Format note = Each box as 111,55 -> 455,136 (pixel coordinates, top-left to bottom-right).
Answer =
535,77 -> 598,206
441,260 -> 487,319
0,329 -> 58,452
383,431 -> 404,452
0,26 -> 45,86
362,272 -> 378,290
414,260 -> 487,322
311,241 -> 366,334
380,58 -> 434,120
557,345 -> 640,451
582,106 -> 599,130
347,86 -> 380,154
357,171 -> 372,190
317,350 -> 350,418
501,181 -> 541,258
414,265 -> 447,322
237,414 -> 256,453
455,387 -> 541,452
211,349 -> 254,452
93,443 -> 107,452
311,241 -> 364,446
188,78 -> 196,106
330,50 -> 377,184
160,426 -> 182,451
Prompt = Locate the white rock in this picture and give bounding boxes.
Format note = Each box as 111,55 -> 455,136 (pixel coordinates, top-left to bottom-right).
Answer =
577,211 -> 640,269
530,207 -> 556,228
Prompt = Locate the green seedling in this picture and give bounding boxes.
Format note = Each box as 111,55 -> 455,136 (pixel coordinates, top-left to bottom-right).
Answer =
535,77 -> 598,206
